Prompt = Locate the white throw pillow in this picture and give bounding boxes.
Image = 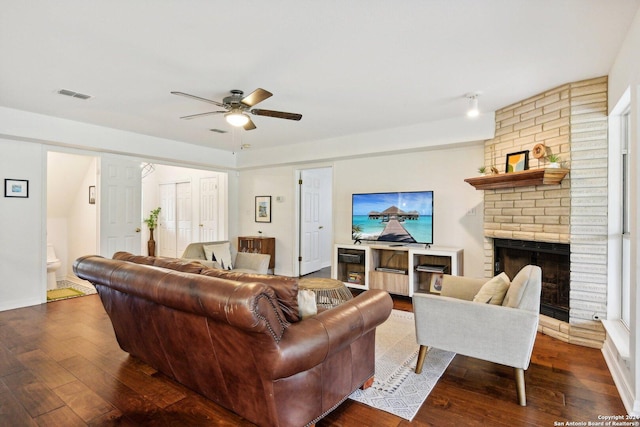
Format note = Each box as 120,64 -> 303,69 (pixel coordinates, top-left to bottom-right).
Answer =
473,272 -> 510,305
298,289 -> 318,319
203,243 -> 234,270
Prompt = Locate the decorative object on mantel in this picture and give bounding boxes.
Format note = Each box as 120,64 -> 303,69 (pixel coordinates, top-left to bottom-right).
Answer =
505,150 -> 530,172
546,153 -> 562,168
143,207 -> 161,256
478,166 -> 487,175
532,143 -> 547,159
464,168 -> 569,190
490,166 -> 499,175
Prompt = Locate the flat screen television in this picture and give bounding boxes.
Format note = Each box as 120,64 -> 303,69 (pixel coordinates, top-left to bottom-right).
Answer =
352,191 -> 434,245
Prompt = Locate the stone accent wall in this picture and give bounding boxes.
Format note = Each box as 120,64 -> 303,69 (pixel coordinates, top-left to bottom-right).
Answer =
480,76 -> 608,348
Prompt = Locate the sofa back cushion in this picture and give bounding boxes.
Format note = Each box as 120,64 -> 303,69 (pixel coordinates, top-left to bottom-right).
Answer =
113,252 -> 205,274
201,269 -> 300,323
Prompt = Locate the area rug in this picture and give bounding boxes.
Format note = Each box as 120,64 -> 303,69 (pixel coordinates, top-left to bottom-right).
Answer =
349,309 -> 455,421
46,287 -> 85,301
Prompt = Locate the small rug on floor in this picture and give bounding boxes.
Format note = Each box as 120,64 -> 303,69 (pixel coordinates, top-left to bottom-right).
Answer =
47,287 -> 85,301
349,309 -> 455,421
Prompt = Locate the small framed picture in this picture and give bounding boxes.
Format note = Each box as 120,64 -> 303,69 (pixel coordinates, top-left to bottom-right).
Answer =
4,179 -> 29,198
89,186 -> 96,204
430,273 -> 444,294
505,150 -> 530,173
255,196 -> 272,223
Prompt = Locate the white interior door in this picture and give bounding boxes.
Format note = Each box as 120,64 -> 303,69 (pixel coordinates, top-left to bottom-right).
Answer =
176,182 -> 192,256
159,183 -> 176,257
299,169 -> 323,275
200,176 -> 219,241
99,156 -> 141,257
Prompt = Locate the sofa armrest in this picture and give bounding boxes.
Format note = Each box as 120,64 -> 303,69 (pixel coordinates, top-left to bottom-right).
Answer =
264,289 -> 393,379
234,252 -> 270,274
412,293 -> 539,369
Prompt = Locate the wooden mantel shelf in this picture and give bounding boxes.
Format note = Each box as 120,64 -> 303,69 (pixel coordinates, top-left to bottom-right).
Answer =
464,168 -> 569,190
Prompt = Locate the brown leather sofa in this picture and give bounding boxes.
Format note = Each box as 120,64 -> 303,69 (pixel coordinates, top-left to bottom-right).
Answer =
73,252 -> 393,427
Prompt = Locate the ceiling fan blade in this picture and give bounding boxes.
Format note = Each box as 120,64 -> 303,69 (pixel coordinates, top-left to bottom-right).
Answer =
171,91 -> 227,108
243,117 -> 257,131
241,88 -> 273,107
250,109 -> 302,121
179,111 -> 226,120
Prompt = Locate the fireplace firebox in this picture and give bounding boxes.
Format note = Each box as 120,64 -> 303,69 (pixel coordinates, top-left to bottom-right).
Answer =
493,239 -> 570,322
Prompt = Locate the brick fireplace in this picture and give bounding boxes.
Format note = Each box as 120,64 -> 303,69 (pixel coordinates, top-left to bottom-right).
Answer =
480,76 -> 608,348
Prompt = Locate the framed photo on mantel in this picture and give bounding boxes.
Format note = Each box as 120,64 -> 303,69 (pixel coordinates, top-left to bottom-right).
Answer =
505,150 -> 529,173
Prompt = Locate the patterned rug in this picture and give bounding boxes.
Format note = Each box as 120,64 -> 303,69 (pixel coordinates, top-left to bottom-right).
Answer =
349,309 -> 455,421
47,287 -> 85,301
47,280 -> 97,302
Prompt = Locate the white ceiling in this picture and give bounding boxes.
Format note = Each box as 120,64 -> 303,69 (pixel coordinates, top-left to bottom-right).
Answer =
1,0 -> 638,154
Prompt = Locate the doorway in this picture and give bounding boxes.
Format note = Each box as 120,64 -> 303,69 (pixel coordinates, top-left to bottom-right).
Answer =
46,151 -> 99,299
298,167 -> 333,276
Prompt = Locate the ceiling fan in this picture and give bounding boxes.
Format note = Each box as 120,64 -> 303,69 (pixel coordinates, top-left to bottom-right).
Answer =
171,88 -> 302,131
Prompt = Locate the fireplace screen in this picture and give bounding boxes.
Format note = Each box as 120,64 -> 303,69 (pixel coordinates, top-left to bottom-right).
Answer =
493,239 -> 570,322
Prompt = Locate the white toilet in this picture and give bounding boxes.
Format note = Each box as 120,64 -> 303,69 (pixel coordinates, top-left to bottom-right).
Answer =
46,244 -> 62,290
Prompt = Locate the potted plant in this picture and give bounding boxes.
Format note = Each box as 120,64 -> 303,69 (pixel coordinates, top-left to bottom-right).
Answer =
546,153 -> 562,168
143,207 -> 161,256
478,166 -> 487,175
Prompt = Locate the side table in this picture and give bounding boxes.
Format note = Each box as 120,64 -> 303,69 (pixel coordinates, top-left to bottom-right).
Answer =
298,277 -> 354,309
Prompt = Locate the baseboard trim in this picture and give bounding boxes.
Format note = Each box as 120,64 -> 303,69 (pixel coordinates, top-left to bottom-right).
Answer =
602,337 -> 638,415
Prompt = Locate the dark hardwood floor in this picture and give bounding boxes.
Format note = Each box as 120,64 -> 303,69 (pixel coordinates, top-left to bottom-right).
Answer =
0,292 -> 626,426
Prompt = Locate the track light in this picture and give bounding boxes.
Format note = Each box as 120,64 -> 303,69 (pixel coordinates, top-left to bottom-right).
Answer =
466,94 -> 479,118
225,110 -> 249,127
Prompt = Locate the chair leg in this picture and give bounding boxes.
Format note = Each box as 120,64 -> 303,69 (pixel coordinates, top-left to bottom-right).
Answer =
415,345 -> 428,374
515,368 -> 526,406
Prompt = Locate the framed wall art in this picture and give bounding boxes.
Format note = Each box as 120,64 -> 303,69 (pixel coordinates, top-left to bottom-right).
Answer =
255,196 -> 272,223
4,179 -> 29,198
505,150 -> 529,172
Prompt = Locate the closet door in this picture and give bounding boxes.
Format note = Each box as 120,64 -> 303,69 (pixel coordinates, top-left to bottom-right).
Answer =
199,176 -> 219,241
175,182 -> 192,257
159,181 -> 192,258
159,183 -> 176,257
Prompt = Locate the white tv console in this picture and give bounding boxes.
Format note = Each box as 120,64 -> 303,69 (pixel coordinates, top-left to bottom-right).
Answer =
332,243 -> 463,297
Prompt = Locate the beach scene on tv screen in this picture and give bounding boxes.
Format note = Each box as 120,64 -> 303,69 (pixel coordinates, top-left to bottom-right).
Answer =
352,191 -> 433,244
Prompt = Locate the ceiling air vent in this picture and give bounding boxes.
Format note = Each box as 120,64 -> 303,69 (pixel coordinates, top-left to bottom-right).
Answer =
209,128 -> 228,134
57,89 -> 92,100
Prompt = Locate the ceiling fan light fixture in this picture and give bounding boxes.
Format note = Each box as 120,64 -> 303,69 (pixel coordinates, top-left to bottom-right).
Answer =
466,94 -> 479,118
225,110 -> 250,127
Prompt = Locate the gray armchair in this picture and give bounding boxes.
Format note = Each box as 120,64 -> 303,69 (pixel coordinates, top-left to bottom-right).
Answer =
181,241 -> 271,274
412,265 -> 541,406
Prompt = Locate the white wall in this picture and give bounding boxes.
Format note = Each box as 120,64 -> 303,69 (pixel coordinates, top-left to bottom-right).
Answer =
605,5 -> 640,415
67,157 -> 98,275
238,165 -> 297,276
0,138 -> 45,310
238,143 -> 486,278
